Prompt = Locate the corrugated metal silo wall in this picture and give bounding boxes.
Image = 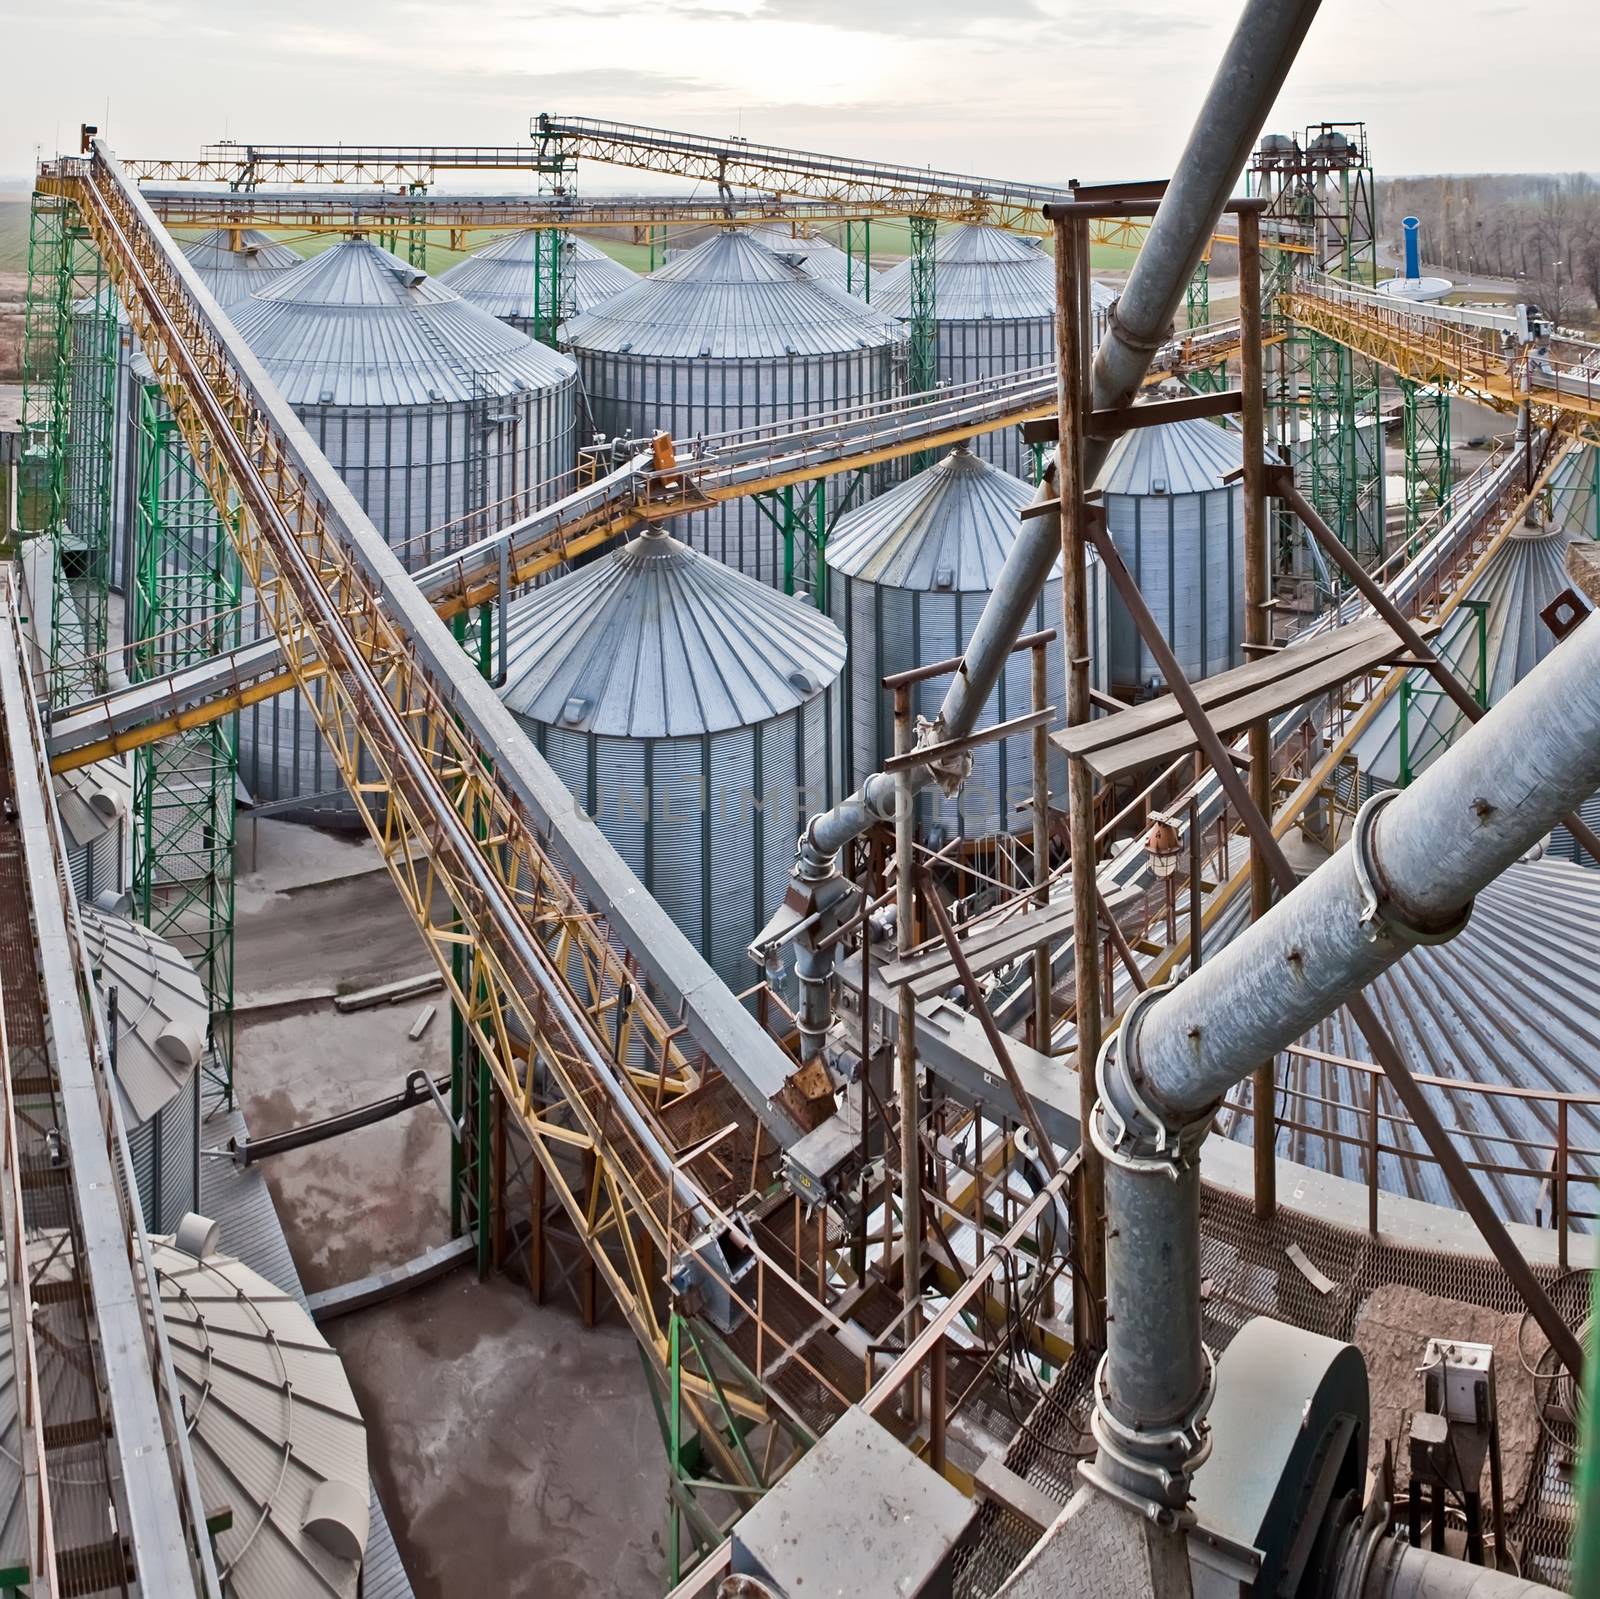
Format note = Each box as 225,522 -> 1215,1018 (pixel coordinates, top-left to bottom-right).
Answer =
523,682 -> 840,994
832,570 -> 1105,840
123,1070 -> 200,1233
1103,483 -> 1245,696
933,317 -> 1053,482
237,382 -> 578,816
68,301 -> 138,598
568,346 -> 899,590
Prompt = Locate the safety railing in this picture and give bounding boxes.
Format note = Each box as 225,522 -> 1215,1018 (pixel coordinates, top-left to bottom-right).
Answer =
1218,1044 -> 1600,1269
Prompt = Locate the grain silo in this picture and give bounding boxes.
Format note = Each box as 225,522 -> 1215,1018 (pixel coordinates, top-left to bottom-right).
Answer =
873,225 -> 1117,479
83,907 -> 209,1231
147,1224 -> 371,1596
560,230 -> 904,591
826,443 -> 1103,841
743,225 -> 855,293
438,230 -> 641,330
55,755 -> 130,904
499,526 -> 846,988
228,238 -> 579,812
1095,416 -> 1246,698
181,227 -> 302,308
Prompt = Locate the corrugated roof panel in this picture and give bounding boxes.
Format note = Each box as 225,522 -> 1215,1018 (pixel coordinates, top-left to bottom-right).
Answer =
742,225 -> 854,290
182,227 -> 303,308
560,229 -> 903,359
825,444 -> 1063,590
499,527 -> 846,737
437,231 -> 641,320
1095,413 -> 1244,497
82,909 -> 205,1127
229,238 -> 576,407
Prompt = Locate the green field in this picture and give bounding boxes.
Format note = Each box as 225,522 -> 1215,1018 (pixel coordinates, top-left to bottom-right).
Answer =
0,199 -> 31,272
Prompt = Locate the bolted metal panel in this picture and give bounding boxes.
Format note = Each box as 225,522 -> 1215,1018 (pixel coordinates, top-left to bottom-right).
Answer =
827,444 -> 1104,838
1096,415 -> 1245,695
181,227 -> 302,309
438,230 -> 640,327
560,230 -> 904,585
871,224 -> 1117,478
227,239 -> 579,813
500,529 -> 845,989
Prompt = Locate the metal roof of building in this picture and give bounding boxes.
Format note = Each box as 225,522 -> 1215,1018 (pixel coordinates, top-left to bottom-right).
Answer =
150,1235 -> 369,1599
1214,858 -> 1600,1222
559,229 -> 903,360
54,756 -> 131,852
437,231 -> 640,319
82,908 -> 206,1127
872,223 -> 1115,324
1353,515 -> 1592,786
1094,413 -> 1244,498
229,237 -> 576,407
182,228 -> 303,307
825,444 -> 1063,590
499,526 -> 846,737
742,225 -> 854,290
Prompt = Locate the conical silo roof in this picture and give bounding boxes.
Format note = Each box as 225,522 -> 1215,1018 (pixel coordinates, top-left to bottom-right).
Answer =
1213,858 -> 1600,1222
559,229 -> 902,359
437,230 -> 641,319
1095,413 -> 1244,496
872,223 -> 1053,322
182,227 -> 302,307
1352,517 -> 1591,786
81,907 -> 207,1126
229,237 -> 576,406
743,225 -> 854,290
826,444 -> 1061,590
499,527 -> 846,737
148,1233 -> 369,1597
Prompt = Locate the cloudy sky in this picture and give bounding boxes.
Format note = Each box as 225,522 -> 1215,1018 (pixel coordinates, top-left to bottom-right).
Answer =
2,0 -> 1593,185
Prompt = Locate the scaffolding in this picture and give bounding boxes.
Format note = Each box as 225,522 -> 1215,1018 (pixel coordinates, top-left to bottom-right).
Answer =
20,192 -> 116,702
130,381 -> 240,1107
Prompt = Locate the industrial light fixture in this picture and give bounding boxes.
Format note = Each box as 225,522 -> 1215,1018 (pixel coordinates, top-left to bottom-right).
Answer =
1143,814 -> 1182,879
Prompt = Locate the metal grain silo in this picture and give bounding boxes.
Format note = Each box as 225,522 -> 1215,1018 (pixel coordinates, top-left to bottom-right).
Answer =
229,238 -> 579,812
873,225 -> 1116,480
1095,416 -> 1245,697
743,225 -> 855,293
499,526 -> 845,988
181,226 -> 302,309
826,444 -> 1104,841
438,230 -> 641,330
560,230 -> 904,590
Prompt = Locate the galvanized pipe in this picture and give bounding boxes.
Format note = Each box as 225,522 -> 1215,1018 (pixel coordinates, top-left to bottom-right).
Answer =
1358,1537 -> 1556,1598
792,0 -> 1326,1039
1092,609 -> 1600,1515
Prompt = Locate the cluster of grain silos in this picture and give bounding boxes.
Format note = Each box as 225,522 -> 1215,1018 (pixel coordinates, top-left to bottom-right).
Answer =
439,230 -> 641,329
827,443 -> 1102,842
872,224 -> 1117,480
497,526 -> 846,989
558,229 -> 906,590
225,238 -> 580,812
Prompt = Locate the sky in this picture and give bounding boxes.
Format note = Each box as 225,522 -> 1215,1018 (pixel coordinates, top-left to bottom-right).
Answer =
1,0 -> 1596,187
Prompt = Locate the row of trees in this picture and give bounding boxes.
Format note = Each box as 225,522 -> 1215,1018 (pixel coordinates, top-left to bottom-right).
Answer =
1377,172 -> 1600,329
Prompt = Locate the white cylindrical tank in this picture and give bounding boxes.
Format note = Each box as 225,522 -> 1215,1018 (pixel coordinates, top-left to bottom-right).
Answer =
229,239 -> 580,813
181,227 -> 303,308
499,527 -> 847,989
872,224 -> 1116,481
1096,417 -> 1246,697
559,230 -> 905,591
826,444 -> 1104,841
438,230 -> 641,331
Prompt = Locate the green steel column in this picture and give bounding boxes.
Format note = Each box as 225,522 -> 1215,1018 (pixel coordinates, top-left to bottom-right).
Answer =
530,229 -> 566,349
130,382 -> 240,1107
845,219 -> 872,302
407,182 -> 428,271
907,216 -> 937,398
1186,257 -> 1210,331
1401,378 -> 1452,554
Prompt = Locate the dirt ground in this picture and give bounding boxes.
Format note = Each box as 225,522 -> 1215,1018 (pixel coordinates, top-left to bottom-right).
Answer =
232,818 -> 666,1599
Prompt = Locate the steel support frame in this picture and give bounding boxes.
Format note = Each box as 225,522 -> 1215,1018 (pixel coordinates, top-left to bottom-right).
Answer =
1401,377 -> 1453,553
845,218 -> 872,302
21,192 -> 116,701
907,216 -> 938,447
130,381 -> 239,1108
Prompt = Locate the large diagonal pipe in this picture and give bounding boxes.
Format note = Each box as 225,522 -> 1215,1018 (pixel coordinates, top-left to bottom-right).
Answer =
772,0 -> 1327,1053
1086,610 -> 1600,1520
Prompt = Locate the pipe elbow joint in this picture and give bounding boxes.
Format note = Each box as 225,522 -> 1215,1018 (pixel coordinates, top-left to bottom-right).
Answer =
1091,983 -> 1211,1178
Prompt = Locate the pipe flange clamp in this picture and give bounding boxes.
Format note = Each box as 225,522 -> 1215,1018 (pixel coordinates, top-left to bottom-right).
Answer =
1351,789 -> 1473,948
